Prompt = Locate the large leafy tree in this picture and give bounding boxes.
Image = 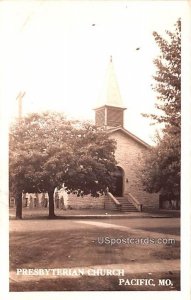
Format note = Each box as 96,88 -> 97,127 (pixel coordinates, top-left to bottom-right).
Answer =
149,19 -> 181,130
9,112 -> 117,219
141,19 -> 181,203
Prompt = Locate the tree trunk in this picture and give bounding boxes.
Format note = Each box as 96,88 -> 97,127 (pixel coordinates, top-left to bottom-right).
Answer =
48,189 -> 56,219
16,192 -> 22,219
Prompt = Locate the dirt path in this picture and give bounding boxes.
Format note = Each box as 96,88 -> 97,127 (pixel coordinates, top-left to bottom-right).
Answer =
74,220 -> 180,240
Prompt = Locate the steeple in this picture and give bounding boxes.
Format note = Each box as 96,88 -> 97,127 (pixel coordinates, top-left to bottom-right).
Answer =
94,56 -> 126,128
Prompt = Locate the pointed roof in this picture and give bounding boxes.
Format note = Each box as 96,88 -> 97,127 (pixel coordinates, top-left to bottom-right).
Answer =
96,56 -> 125,109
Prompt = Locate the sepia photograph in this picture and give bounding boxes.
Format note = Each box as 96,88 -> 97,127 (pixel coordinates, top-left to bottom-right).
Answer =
0,0 -> 190,299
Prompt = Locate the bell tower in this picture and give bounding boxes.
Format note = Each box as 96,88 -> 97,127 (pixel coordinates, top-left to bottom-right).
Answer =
94,56 -> 126,128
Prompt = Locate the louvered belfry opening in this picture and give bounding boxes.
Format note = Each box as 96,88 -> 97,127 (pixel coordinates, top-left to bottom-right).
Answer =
95,107 -> 105,127
95,105 -> 125,128
106,106 -> 124,127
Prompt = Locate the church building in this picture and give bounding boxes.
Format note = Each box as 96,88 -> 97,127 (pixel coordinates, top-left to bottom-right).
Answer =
18,57 -> 159,212
66,57 -> 159,211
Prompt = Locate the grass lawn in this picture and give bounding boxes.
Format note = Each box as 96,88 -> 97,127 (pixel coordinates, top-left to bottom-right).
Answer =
9,222 -> 180,291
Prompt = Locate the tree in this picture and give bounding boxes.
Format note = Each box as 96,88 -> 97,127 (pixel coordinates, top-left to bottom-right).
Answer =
9,112 -> 117,219
141,19 -> 181,204
146,19 -> 181,131
141,133 -> 180,195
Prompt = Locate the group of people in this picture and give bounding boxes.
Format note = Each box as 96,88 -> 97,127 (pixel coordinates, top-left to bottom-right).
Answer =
10,189 -> 69,209
54,192 -> 67,210
22,193 -> 49,208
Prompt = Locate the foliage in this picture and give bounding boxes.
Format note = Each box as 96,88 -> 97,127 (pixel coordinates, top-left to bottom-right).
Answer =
141,19 -> 181,199
144,19 -> 181,131
9,112 -> 117,217
141,132 -> 180,196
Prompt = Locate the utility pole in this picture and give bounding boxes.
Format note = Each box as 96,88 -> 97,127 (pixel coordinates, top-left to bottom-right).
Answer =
16,91 -> 26,120
15,91 -> 26,219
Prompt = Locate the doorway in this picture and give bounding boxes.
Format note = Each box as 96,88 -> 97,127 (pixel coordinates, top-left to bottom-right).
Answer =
111,166 -> 124,197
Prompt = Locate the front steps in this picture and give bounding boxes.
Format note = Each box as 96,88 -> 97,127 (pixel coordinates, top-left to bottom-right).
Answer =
105,195 -> 139,212
116,197 -> 138,212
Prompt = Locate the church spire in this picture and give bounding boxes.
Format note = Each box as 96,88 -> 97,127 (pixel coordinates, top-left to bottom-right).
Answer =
96,56 -> 124,109
94,57 -> 126,128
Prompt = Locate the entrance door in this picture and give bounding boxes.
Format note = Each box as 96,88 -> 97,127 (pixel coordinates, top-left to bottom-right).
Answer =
111,167 -> 124,197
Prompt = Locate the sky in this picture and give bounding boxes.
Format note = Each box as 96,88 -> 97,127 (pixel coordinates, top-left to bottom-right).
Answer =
0,0 -> 187,144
